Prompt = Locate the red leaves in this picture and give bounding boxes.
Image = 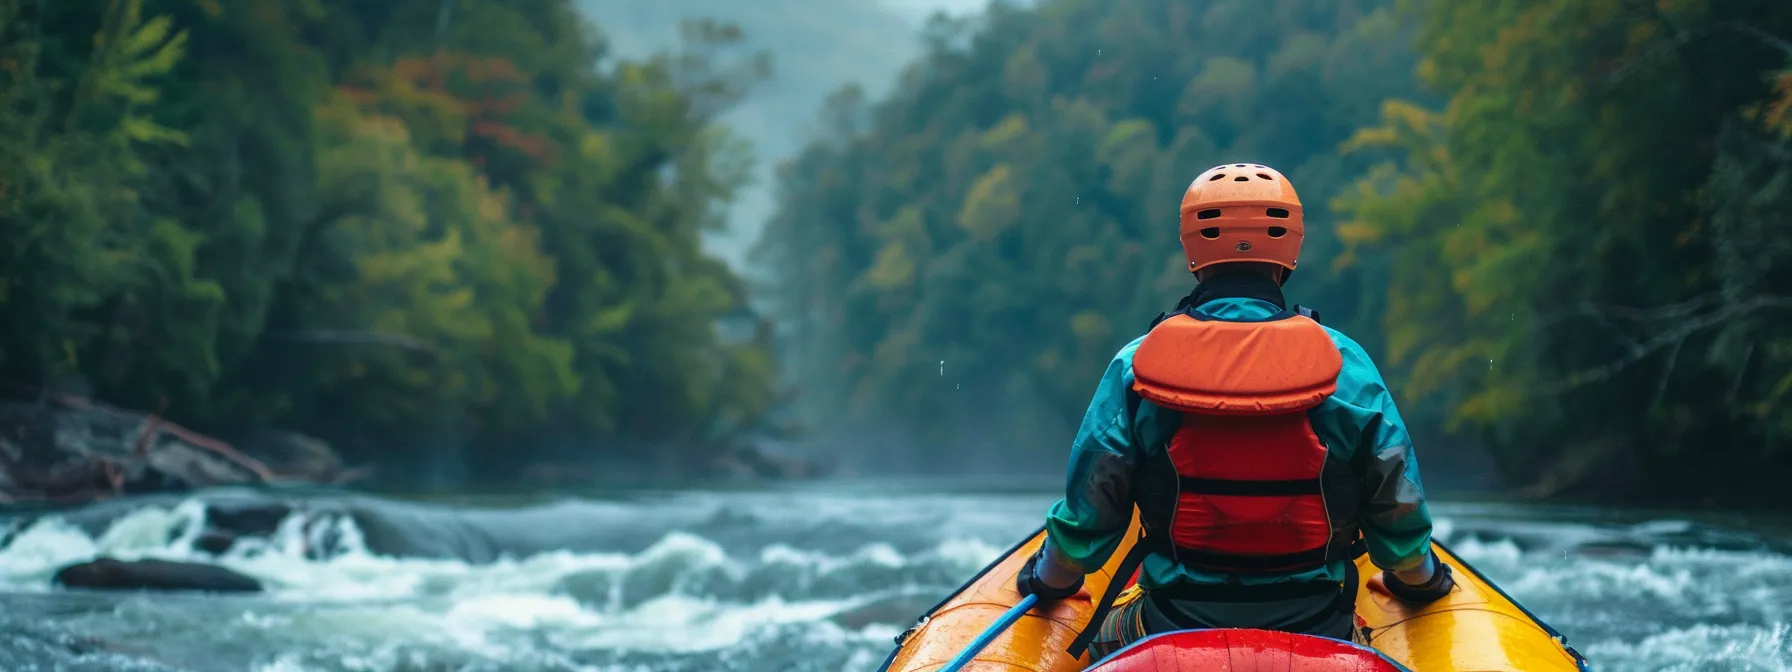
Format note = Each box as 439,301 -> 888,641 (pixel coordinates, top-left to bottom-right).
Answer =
470,119 -> 552,165
1765,71 -> 1792,135
347,50 -> 558,169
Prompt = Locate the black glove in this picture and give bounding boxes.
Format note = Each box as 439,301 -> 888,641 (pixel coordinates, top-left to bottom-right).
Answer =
1016,552 -> 1083,601
1383,561 -> 1454,604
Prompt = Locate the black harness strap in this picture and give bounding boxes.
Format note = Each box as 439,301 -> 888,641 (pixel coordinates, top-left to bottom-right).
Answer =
1065,532 -> 1152,659
1179,476 -> 1323,496
1173,544 -> 1331,572
1150,578 -> 1343,603
1077,292 -> 1342,655
1152,558 -> 1360,636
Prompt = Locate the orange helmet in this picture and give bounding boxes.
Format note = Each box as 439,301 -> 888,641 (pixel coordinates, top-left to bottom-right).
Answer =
1178,163 -> 1304,276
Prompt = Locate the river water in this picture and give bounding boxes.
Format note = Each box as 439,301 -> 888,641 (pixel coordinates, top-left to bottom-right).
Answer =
0,480 -> 1787,671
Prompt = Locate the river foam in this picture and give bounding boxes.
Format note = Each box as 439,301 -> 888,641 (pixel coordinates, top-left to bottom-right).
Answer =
0,491 -> 1786,671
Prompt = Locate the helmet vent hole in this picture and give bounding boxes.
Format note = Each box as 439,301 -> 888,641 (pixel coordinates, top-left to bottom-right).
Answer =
1233,176 -> 1249,181
1199,227 -> 1221,239
1256,173 -> 1272,180
1209,173 -> 1226,181
1267,226 -> 1288,238
1196,209 -> 1222,220
1266,208 -> 1290,219
1234,164 -> 1246,167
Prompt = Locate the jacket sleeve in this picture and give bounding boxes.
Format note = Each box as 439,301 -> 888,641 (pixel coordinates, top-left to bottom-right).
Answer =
1039,340 -> 1144,580
1335,340 -> 1437,573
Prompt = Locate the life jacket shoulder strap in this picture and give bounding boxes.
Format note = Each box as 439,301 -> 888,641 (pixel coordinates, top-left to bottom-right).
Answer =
1294,304 -> 1321,324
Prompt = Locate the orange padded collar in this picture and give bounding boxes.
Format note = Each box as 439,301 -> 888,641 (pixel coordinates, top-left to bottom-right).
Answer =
1131,312 -> 1341,415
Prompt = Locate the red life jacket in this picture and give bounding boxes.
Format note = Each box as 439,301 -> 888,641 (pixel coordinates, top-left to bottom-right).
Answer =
1128,307 -> 1363,575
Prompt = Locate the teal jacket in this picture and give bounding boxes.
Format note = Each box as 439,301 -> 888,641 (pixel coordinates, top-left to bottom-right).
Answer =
1040,296 -> 1436,590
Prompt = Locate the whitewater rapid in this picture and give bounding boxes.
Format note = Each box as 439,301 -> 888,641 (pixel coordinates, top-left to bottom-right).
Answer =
0,486 -> 1787,671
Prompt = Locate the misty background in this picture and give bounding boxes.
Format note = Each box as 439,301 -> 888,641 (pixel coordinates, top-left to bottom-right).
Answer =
4,2 -> 1792,670
580,0 -> 996,271
5,0 -> 1792,509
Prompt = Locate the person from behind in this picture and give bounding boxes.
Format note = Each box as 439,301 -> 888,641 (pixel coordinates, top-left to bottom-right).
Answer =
1013,163 -> 1454,659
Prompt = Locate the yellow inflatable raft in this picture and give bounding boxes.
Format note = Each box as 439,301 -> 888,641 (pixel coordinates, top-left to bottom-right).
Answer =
878,514 -> 1589,672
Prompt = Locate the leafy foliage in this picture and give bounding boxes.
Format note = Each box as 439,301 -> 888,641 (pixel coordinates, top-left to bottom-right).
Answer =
578,0 -> 923,266
0,0 -> 782,483
760,0 -> 1420,468
1338,0 -> 1792,504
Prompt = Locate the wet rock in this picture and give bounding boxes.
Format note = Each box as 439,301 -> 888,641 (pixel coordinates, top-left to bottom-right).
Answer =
52,558 -> 263,593
704,443 -> 832,482
192,530 -> 238,556
238,430 -> 358,484
205,499 -> 294,536
0,401 -> 267,504
0,399 -> 347,506
16,489 -> 686,564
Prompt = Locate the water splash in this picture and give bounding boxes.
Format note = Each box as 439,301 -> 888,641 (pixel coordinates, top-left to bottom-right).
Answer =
0,496 -> 1014,670
1,495 -> 1788,671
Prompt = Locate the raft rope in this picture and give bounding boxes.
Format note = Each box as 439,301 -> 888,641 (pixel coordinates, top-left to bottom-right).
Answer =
937,594 -> 1040,672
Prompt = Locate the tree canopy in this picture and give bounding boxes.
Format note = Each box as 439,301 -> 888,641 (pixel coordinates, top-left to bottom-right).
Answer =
12,0 -> 1792,503
759,0 -> 1421,471
578,0 -> 925,269
0,0 -> 782,483
1338,0 -> 1792,505
763,0 -> 1792,505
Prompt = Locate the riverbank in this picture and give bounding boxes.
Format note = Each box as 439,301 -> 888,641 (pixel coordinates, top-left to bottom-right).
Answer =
0,392 -> 832,508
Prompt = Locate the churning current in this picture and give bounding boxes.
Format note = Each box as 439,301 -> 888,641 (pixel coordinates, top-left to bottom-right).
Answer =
0,482 -> 1787,672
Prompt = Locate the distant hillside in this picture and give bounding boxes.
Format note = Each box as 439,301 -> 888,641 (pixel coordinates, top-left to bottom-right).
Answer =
759,0 -> 1421,472
578,0 -> 931,270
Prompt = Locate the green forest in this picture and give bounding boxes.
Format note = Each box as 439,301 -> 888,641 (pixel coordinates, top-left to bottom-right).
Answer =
0,0 -> 785,484
762,0 -> 1424,471
761,0 -> 1792,506
6,0 -> 1792,505
576,0 -> 925,269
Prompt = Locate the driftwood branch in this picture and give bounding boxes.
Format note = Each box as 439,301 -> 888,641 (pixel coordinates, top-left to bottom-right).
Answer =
42,392 -> 278,481
131,396 -> 169,459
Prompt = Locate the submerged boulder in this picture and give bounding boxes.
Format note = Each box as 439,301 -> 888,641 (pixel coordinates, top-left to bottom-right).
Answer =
52,558 -> 263,593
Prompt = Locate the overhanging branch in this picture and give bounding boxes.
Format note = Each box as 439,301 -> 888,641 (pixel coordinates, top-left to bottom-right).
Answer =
1538,295 -> 1792,392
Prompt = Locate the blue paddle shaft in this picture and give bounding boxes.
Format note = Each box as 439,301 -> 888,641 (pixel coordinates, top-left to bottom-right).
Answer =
937,594 -> 1040,672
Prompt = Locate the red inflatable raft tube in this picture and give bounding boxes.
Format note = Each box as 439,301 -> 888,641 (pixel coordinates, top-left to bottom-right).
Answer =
1085,629 -> 1411,672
